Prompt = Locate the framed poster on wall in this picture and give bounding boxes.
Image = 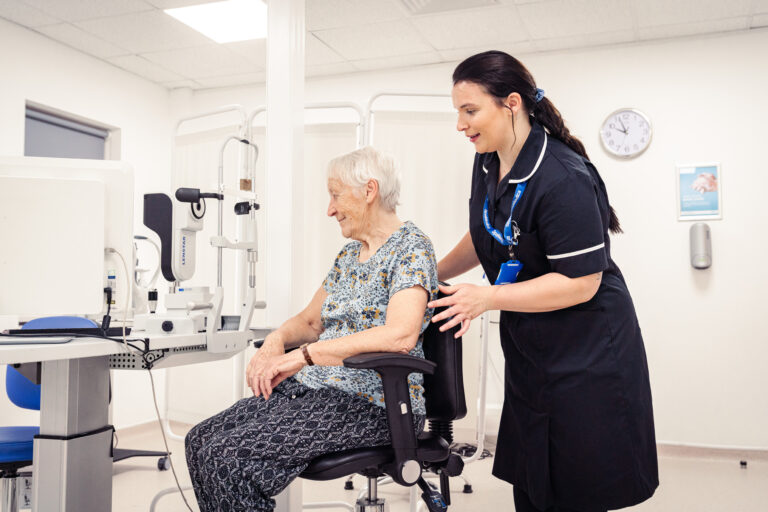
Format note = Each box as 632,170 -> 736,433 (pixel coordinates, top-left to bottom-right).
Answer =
677,163 -> 721,220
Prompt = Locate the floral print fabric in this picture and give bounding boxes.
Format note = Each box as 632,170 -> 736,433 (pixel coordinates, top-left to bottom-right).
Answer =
294,221 -> 439,415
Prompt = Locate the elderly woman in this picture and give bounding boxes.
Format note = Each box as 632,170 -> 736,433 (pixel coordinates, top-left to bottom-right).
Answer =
185,146 -> 439,511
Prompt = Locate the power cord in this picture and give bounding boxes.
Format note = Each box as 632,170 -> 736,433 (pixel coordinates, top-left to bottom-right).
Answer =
145,364 -> 195,512
102,287 -> 113,331
105,247 -> 131,353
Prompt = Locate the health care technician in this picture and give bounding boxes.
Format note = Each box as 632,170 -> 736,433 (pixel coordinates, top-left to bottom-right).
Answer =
429,51 -> 659,512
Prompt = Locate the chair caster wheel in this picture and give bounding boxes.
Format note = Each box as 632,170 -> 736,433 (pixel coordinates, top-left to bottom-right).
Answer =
158,457 -> 170,471
462,484 -> 473,493
345,481 -> 354,490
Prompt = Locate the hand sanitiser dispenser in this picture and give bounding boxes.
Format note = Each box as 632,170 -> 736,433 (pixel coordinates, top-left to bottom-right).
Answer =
690,223 -> 712,269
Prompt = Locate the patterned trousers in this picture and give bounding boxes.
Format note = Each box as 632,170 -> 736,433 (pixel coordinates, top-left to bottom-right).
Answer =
185,378 -> 424,512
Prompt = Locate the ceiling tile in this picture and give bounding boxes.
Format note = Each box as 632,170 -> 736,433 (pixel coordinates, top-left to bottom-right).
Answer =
632,0 -> 753,28
161,79 -> 202,89
0,0 -> 61,27
144,0 -> 216,8
533,29 -> 635,52
410,6 -> 528,50
194,72 -> 267,89
637,17 -> 749,40
75,10 -> 213,53
753,14 -> 768,27
306,0 -> 405,31
313,20 -> 434,60
518,0 -> 634,40
306,34 -> 346,65
351,51 -> 443,71
306,62 -> 359,78
142,45 -> 260,79
108,54 -> 185,82
400,0 -> 502,15
225,39 -> 267,66
22,0 -> 154,23
755,0 -> 768,13
228,34 -> 345,67
437,40 -> 536,62
36,23 -> 130,58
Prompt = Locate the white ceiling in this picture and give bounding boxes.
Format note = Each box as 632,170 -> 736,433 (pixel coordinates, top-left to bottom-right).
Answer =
2,0 -> 766,91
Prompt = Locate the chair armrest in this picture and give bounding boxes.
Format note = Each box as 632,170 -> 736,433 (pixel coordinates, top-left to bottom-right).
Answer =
343,352 -> 436,374
342,351 -> 433,486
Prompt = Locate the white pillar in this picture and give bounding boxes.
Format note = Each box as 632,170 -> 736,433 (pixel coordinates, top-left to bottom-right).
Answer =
265,1 -> 305,511
265,0 -> 305,325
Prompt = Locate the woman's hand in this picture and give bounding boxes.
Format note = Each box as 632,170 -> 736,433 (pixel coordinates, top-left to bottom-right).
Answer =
246,334 -> 285,396
427,282 -> 492,338
256,350 -> 307,400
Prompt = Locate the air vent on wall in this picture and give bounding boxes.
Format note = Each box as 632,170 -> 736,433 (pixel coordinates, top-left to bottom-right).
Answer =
399,0 -> 499,16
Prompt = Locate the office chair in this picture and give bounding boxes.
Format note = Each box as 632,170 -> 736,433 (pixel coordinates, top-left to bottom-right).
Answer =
0,316 -> 169,511
300,301 -> 467,512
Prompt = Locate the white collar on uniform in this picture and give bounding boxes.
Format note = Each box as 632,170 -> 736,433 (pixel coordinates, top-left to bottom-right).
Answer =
481,132 -> 548,184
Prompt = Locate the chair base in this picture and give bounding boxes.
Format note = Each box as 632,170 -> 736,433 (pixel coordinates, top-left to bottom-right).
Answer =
354,497 -> 387,512
2,475 -> 18,512
1,470 -> 32,512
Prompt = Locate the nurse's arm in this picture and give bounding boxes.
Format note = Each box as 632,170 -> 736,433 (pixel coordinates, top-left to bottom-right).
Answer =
437,231 -> 481,281
430,271 -> 603,335
488,271 -> 602,313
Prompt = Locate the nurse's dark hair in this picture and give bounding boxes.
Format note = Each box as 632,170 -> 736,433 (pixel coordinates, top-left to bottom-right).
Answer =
453,50 -> 622,234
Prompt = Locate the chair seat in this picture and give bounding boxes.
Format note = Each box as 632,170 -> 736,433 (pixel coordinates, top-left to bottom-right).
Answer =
0,426 -> 39,464
300,432 -> 450,481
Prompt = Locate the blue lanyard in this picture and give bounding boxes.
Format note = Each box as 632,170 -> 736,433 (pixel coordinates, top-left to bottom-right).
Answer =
482,181 -> 526,248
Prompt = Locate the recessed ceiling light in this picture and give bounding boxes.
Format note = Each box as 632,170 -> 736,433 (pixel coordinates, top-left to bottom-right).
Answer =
165,0 -> 267,44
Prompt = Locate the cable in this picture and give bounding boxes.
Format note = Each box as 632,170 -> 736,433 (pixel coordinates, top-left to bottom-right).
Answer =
146,367 -> 195,512
106,247 -> 132,353
134,235 -> 161,289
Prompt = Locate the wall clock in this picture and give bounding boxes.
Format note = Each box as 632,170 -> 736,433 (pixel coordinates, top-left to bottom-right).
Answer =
599,108 -> 652,158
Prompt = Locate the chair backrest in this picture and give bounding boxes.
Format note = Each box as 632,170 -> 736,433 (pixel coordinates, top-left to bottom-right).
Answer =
6,316 -> 97,410
421,302 -> 467,422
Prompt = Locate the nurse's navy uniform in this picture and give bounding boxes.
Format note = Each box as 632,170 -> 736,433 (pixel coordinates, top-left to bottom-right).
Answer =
468,121 -> 658,511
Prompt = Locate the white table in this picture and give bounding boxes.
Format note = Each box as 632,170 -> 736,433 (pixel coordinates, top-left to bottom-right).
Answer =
0,329 -> 262,511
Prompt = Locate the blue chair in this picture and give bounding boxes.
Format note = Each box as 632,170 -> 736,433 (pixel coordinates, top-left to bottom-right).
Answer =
1,316 -> 95,510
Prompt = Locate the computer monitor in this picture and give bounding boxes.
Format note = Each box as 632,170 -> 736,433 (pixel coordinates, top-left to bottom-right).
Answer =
0,156 -> 134,319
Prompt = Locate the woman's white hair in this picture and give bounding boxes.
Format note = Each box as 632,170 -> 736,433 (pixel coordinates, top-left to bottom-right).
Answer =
327,146 -> 401,212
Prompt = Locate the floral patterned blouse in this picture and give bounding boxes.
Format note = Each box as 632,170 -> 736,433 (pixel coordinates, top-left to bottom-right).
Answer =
293,221 -> 439,416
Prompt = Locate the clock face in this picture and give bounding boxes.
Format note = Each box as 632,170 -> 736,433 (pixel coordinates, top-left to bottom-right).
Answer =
600,109 -> 652,158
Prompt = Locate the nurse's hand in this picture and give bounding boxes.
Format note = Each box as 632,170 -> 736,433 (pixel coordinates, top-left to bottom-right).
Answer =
427,283 -> 491,338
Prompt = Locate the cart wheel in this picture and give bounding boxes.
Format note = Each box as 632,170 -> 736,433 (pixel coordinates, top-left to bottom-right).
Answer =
158,457 -> 171,471
462,484 -> 473,494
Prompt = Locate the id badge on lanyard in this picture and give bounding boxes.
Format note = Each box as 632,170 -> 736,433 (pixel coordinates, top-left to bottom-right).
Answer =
482,131 -> 546,285
483,182 -> 526,285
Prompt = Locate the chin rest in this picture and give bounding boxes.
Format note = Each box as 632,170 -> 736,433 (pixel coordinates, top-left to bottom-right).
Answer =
299,294 -> 467,511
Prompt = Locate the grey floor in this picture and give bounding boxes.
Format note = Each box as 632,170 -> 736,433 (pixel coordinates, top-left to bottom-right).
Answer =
112,422 -> 768,511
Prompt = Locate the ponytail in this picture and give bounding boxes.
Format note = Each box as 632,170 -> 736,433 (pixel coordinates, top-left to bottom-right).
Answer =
534,98 -> 623,234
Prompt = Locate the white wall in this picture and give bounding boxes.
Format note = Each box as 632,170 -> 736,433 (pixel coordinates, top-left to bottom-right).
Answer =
0,18 -> 172,429
173,28 -> 768,450
3,15 -> 765,449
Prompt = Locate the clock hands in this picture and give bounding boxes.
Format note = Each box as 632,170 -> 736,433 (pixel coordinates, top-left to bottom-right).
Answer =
617,117 -> 628,134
